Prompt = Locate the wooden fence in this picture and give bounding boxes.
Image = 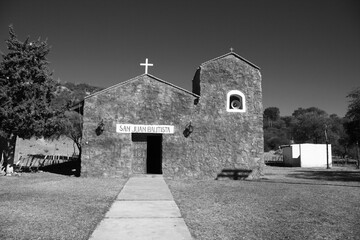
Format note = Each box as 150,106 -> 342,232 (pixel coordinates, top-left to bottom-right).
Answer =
14,154 -> 78,172
264,153 -> 283,165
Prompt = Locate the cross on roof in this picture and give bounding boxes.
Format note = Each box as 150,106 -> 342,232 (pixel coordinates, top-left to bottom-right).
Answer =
140,58 -> 153,74
230,47 -> 234,52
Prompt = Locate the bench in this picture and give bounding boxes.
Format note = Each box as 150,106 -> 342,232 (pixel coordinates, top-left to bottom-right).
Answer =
216,169 -> 252,180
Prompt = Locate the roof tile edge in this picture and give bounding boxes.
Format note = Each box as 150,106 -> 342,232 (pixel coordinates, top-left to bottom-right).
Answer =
200,52 -> 260,70
85,73 -> 200,99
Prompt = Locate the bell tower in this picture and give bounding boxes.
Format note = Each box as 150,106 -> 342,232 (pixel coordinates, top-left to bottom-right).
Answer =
190,51 -> 264,178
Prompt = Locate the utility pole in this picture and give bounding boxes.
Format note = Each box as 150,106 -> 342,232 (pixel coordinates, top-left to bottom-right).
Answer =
324,125 -> 330,169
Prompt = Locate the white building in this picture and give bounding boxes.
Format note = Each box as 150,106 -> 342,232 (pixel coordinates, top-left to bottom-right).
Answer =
282,144 -> 332,168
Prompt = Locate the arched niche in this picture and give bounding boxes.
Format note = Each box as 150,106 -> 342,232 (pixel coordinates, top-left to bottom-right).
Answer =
226,90 -> 246,112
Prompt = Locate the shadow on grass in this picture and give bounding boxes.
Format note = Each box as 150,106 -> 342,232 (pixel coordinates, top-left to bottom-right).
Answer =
216,169 -> 252,180
40,160 -> 81,177
286,170 -> 360,182
265,162 -> 284,167
258,179 -> 360,188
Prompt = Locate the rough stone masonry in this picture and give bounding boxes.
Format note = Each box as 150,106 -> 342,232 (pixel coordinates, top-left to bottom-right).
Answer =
80,52 -> 264,179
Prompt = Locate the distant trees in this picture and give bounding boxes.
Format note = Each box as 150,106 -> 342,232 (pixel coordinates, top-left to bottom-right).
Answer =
263,105 -> 355,159
344,88 -> 360,145
263,107 -> 289,151
291,107 -> 328,144
52,81 -> 102,109
264,107 -> 280,126
344,87 -> 360,168
0,26 -> 59,170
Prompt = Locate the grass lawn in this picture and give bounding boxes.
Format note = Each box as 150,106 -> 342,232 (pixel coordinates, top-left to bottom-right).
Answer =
0,172 -> 126,240
167,166 -> 360,240
1,166 -> 359,240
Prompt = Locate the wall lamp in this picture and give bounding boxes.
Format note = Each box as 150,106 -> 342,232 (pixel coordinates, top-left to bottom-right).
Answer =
183,122 -> 194,138
95,119 -> 105,136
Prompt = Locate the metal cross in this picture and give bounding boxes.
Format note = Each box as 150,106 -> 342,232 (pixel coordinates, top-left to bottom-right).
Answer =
140,58 -> 153,74
230,47 -> 234,52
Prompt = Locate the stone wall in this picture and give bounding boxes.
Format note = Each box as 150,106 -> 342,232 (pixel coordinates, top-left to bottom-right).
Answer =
82,53 -> 263,179
81,75 -> 197,177
182,54 -> 264,179
194,54 -> 263,178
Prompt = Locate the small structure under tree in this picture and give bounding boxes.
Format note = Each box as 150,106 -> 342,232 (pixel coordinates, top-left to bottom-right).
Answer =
282,143 -> 332,168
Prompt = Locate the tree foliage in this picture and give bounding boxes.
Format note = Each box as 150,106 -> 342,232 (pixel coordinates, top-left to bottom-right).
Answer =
263,107 -> 350,157
0,26 -> 58,139
50,110 -> 83,157
52,82 -> 103,110
0,26 -> 58,166
291,107 -> 328,144
264,127 -> 289,152
344,87 -> 360,145
263,107 -> 290,151
344,87 -> 360,167
264,107 -> 280,121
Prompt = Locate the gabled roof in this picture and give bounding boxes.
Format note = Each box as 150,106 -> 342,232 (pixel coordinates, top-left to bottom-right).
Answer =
85,73 -> 200,99
200,51 -> 260,70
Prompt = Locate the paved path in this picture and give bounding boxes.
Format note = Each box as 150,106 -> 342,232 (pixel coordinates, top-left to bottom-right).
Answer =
89,175 -> 193,240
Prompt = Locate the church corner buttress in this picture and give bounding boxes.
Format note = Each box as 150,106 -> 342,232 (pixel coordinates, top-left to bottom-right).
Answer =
81,52 -> 264,179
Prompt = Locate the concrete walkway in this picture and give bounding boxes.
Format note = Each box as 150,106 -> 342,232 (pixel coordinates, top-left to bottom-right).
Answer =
89,175 -> 193,240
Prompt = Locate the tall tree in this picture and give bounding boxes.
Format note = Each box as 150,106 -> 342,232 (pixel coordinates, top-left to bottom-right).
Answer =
0,26 -> 58,170
46,110 -> 83,176
291,107 -> 328,143
264,107 -> 280,127
58,110 -> 83,158
344,87 -> 360,168
327,114 -> 348,157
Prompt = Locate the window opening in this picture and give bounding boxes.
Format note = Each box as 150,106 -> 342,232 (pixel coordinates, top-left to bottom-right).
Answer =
227,90 -> 246,112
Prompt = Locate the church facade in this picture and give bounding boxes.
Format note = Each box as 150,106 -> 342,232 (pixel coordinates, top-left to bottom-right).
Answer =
80,52 -> 264,179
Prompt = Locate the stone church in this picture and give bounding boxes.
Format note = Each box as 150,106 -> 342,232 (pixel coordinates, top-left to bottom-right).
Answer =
80,51 -> 264,179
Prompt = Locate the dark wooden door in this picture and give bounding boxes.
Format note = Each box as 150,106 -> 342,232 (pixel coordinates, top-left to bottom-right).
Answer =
146,135 -> 162,174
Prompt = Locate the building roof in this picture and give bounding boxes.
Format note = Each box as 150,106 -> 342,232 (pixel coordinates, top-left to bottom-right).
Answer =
84,73 -> 200,99
200,51 -> 260,70
83,51 -> 258,101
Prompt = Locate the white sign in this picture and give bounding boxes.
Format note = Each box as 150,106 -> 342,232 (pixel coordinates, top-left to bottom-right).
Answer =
116,124 -> 174,134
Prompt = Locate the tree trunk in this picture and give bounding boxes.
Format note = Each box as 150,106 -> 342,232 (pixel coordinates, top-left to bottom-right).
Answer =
77,143 -> 82,159
0,133 -> 17,172
75,141 -> 82,177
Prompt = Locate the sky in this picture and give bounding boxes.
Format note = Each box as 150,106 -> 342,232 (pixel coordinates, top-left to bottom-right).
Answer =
0,0 -> 359,117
